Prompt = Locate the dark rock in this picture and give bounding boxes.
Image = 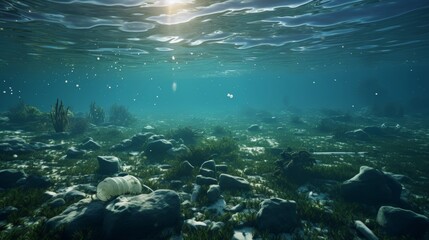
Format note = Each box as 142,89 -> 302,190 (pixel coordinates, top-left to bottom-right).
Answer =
0,137 -> 34,153
354,220 -> 379,240
377,206 -> 429,237
168,144 -> 191,157
256,198 -> 297,233
102,190 -> 182,240
170,180 -> 182,189
344,129 -> 370,141
0,169 -> 26,188
66,147 -> 86,158
201,160 -> 216,172
340,166 -> 402,205
0,206 -> 18,221
228,203 -> 245,213
216,164 -> 228,172
180,161 -> 194,176
195,175 -> 218,186
61,190 -> 87,202
363,126 -> 385,136
110,132 -> 154,151
200,168 -> 216,178
207,185 -> 221,203
97,156 -> 121,175
21,175 -> 51,188
48,198 -> 66,208
45,198 -> 105,239
247,124 -> 261,132
219,174 -> 251,191
145,139 -> 173,159
80,139 -> 102,150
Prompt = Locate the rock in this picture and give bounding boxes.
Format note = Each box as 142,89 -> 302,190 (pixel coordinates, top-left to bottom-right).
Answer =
168,144 -> 191,157
142,125 -> 155,132
179,161 -> 194,176
184,218 -> 208,230
340,166 -> 402,205
97,156 -> 121,175
45,198 -> 105,239
377,206 -> 429,237
363,126 -> 385,136
102,190 -> 182,240
80,139 -> 102,150
256,198 -> 297,233
354,220 -> 379,240
48,198 -> 66,208
0,169 -> 26,188
66,147 -> 86,158
195,175 -> 218,186
344,129 -> 370,141
201,160 -> 216,172
200,168 -> 216,178
209,221 -> 225,232
145,139 -> 173,159
207,185 -> 221,203
247,124 -> 261,132
21,175 -> 51,188
0,137 -> 34,153
228,203 -> 245,213
169,180 -> 182,189
216,164 -> 228,172
61,190 -> 87,202
110,132 -> 154,151
219,174 -> 251,191
0,206 -> 18,221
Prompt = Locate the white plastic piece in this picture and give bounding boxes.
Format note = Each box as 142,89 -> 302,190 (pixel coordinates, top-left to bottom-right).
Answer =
96,175 -> 142,201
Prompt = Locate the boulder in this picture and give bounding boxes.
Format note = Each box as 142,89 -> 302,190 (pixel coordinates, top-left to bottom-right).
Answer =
195,175 -> 217,186
45,198 -> 105,239
344,129 -> 370,141
66,147 -> 86,158
102,189 -> 182,240
219,174 -> 251,191
340,166 -> 402,205
207,185 -> 221,203
201,160 -> 216,172
97,156 -> 121,175
0,169 -> 26,188
179,161 -> 194,176
247,124 -> 261,132
145,139 -> 173,159
377,206 -> 429,237
110,132 -> 154,151
21,175 -> 51,188
80,139 -> 102,150
256,198 -> 297,233
200,168 -> 215,178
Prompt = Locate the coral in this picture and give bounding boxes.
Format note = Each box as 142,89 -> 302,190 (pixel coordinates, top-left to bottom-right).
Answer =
50,98 -> 69,132
88,102 -> 105,125
109,104 -> 134,126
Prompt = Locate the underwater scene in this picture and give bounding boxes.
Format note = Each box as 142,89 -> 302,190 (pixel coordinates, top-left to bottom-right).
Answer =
1,0 -> 429,239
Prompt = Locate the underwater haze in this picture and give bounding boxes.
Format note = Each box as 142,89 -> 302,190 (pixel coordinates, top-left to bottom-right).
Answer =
1,0 -> 429,240
1,0 -> 429,115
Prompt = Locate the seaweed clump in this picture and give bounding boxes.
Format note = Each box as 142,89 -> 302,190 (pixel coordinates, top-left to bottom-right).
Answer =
168,126 -> 200,145
6,101 -> 44,123
50,98 -> 69,132
275,149 -> 316,182
109,104 -> 135,126
88,102 -> 105,125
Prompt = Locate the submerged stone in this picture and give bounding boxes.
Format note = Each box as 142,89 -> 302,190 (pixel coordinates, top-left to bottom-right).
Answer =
97,156 -> 121,175
256,198 -> 297,233
219,174 -> 251,191
102,190 -> 182,240
0,169 -> 26,188
340,166 -> 402,205
377,206 -> 429,237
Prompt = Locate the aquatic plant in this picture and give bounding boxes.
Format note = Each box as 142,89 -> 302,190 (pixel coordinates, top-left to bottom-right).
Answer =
6,101 -> 44,123
109,104 -> 135,126
50,98 -> 69,132
88,102 -> 105,125
168,126 -> 200,145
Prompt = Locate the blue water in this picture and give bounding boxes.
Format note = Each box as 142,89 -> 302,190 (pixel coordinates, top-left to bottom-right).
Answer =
1,0 -> 429,116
